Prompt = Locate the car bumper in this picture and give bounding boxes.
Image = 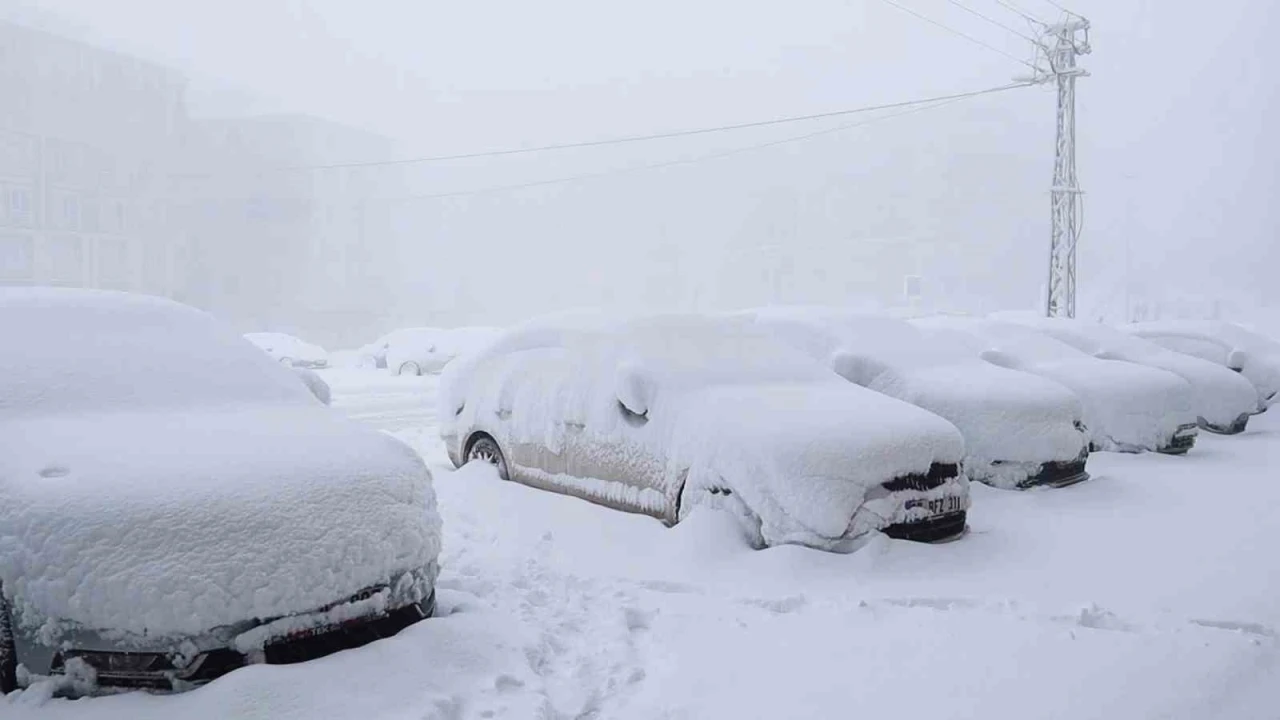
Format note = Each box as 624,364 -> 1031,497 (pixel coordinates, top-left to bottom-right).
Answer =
1019,453 -> 1091,489
1199,413 -> 1250,435
883,511 -> 968,543
1157,424 -> 1200,455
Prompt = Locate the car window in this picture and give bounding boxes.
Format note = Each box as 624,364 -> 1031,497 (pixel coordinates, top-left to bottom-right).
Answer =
1145,335 -> 1230,366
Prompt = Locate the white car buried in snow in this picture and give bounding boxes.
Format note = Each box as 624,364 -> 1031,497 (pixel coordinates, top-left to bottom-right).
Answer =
911,316 -> 1199,455
439,315 -> 970,551
1124,320 -> 1280,414
244,331 -> 329,368
995,314 -> 1259,435
384,326 -> 502,376
742,309 -> 1091,490
0,289 -> 441,695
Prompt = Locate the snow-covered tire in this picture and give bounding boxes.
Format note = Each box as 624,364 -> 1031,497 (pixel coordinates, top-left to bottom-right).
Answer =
0,586 -> 16,695
465,435 -> 509,481
397,361 -> 422,377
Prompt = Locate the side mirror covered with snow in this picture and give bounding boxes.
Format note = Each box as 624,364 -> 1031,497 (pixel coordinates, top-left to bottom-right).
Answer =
979,348 -> 1018,369
830,351 -> 889,387
615,361 -> 651,418
1227,349 -> 1249,371
292,368 -> 331,405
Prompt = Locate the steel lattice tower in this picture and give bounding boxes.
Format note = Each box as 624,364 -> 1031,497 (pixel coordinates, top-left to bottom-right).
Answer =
1040,17 -> 1090,318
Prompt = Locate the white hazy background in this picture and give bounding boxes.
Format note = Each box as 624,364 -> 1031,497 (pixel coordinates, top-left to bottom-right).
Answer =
4,0 -> 1277,345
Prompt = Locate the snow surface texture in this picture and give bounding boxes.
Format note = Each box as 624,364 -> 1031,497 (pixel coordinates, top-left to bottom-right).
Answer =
910,316 -> 1197,453
384,327 -> 503,375
741,308 -> 1088,489
440,314 -> 967,549
1124,320 -> 1280,411
243,332 -> 328,368
11,370 -> 1280,719
993,313 -> 1258,431
0,288 -> 441,640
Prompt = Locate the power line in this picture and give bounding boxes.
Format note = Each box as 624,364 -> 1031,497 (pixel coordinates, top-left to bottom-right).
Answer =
991,0 -> 1049,26
945,0 -> 1039,42
377,81 -> 1034,204
266,83 -> 1042,174
1042,0 -> 1083,19
873,0 -> 1040,71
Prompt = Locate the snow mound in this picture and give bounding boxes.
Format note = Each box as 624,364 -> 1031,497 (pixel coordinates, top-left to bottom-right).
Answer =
441,313 -> 966,549
741,308 -> 1088,488
911,315 -> 1197,453
994,314 -> 1258,431
0,288 -> 441,639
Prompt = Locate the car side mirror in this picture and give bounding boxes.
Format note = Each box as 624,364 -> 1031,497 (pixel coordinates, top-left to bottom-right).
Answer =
830,351 -> 889,387
615,361 -> 650,418
1227,349 -> 1249,371
980,348 -> 1018,369
1093,347 -> 1117,361
292,368 -> 331,405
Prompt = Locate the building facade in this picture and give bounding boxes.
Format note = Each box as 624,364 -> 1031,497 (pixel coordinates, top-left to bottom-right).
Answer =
0,20 -> 188,295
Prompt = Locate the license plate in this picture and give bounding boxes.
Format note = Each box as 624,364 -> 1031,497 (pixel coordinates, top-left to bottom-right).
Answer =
905,495 -> 964,516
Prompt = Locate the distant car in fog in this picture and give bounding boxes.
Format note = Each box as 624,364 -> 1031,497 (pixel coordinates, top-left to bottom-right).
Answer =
995,314 -> 1259,435
911,316 -> 1200,455
360,327 -> 501,375
741,308 -> 1091,490
0,289 -> 440,695
245,332 -> 329,369
1125,320 -> 1280,414
440,314 -> 971,551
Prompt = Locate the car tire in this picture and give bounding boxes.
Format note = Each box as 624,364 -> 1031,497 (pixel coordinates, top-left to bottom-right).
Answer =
0,585 -> 16,695
397,361 -> 422,377
465,435 -> 509,481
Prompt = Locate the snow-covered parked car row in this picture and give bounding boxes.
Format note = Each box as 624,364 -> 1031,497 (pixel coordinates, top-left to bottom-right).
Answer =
355,327 -> 503,375
441,311 -> 1278,552
0,289 -> 442,696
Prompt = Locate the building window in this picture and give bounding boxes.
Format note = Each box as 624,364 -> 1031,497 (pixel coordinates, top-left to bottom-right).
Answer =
63,195 -> 80,230
0,235 -> 34,280
9,188 -> 31,225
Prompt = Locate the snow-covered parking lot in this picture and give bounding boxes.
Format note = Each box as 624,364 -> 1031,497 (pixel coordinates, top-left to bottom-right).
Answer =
10,368 -> 1280,720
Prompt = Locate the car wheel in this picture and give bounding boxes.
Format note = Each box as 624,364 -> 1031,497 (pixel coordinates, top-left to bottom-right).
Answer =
465,435 -> 509,480
0,585 -> 16,694
397,361 -> 422,377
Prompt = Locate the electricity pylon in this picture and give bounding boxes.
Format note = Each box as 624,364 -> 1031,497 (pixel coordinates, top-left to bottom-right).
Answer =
1036,16 -> 1091,317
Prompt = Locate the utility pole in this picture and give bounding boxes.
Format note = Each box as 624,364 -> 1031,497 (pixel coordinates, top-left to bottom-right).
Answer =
1036,16 -> 1091,318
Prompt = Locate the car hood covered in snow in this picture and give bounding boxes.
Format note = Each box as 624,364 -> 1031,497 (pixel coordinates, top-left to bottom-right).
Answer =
913,316 -> 1196,452
0,404 -> 441,639
1125,320 -> 1280,411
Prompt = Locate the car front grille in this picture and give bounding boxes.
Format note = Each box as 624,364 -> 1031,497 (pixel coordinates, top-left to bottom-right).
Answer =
1159,424 -> 1199,454
52,591 -> 435,691
1020,456 -> 1090,489
880,463 -> 960,493
883,511 -> 967,543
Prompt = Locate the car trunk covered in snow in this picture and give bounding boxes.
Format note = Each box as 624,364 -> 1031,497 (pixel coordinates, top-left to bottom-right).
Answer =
0,289 -> 441,647
441,314 -> 967,550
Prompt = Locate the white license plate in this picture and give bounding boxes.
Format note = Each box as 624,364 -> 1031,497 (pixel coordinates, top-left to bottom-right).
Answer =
905,495 -> 964,516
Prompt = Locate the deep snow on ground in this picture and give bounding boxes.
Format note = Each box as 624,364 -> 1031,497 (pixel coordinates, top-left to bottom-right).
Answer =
8,368 -> 1280,719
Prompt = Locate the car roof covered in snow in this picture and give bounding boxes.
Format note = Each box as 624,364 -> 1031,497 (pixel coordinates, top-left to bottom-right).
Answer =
910,315 -> 1092,363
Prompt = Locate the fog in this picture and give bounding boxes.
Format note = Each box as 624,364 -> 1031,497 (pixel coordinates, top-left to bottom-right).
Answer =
2,0 -> 1276,347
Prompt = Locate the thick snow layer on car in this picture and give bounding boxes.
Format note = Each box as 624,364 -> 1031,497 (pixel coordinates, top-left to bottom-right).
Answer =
441,314 -> 965,548
911,316 -> 1197,453
741,308 -> 1088,488
0,288 -> 441,639
385,327 -> 502,375
994,314 -> 1258,431
1124,320 -> 1280,410
244,332 -> 329,368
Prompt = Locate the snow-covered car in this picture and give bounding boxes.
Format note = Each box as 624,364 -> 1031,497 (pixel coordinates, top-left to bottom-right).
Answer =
995,314 -> 1259,434
244,331 -> 329,369
440,314 -> 970,551
1124,320 -> 1280,413
742,309 -> 1090,490
910,316 -> 1199,454
386,327 -> 502,376
0,289 -> 441,695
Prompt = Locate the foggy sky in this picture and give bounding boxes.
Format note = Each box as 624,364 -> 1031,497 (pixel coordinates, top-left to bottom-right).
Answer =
5,0 -> 1277,342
